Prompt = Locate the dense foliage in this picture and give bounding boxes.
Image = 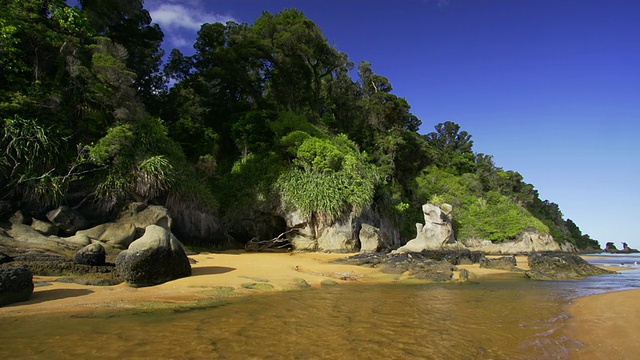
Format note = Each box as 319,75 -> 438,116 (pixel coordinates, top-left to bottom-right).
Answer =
0,2 -> 599,249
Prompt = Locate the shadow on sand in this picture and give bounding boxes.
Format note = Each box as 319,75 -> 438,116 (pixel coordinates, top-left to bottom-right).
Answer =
191,266 -> 236,276
9,288 -> 95,307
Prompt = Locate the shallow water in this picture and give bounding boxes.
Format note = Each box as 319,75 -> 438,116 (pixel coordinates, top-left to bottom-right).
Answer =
1,255 -> 638,359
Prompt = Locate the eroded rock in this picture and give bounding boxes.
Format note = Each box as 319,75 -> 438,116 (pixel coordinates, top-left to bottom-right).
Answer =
0,267 -> 34,306
115,225 -> 191,287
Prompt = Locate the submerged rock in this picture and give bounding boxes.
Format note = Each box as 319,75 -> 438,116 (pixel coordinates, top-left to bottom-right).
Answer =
524,252 -> 615,280
0,267 -> 34,306
334,249 -> 484,282
480,256 -> 518,271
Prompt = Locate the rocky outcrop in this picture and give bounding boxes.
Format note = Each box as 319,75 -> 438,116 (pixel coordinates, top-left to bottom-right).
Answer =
1,253 -> 117,281
74,243 -> 106,266
334,250 -> 484,282
76,223 -> 136,249
30,219 -> 58,236
524,252 -> 615,280
465,232 -> 576,254
0,267 -> 34,306
604,242 -> 639,254
282,205 -> 400,253
46,206 -> 89,235
116,203 -> 172,232
358,224 -> 382,253
480,256 -> 518,271
166,199 -> 232,249
392,203 -> 457,253
115,225 -> 191,287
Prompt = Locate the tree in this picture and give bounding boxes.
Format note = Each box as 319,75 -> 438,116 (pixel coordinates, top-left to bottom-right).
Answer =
253,9 -> 343,117
79,0 -> 166,111
424,121 -> 475,174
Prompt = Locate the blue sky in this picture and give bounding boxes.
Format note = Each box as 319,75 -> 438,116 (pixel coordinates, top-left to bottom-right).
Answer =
147,0 -> 640,249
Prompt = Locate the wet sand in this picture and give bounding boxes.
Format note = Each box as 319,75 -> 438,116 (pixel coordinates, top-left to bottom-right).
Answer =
567,289 -> 640,359
0,252 -> 531,317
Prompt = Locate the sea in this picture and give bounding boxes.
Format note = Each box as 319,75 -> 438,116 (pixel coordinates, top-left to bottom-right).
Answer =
0,253 -> 639,359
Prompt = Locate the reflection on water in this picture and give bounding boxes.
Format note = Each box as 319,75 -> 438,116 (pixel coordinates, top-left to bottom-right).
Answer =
0,255 -> 638,360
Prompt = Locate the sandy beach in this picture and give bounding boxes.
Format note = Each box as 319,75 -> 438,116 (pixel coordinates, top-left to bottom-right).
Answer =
1,251 -> 636,359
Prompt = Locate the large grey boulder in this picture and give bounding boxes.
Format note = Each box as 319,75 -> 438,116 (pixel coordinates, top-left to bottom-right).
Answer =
46,206 -> 88,235
393,203 -> 456,253
115,225 -> 191,287
75,243 -> 106,266
30,219 -> 59,236
0,267 -> 34,306
76,223 -> 136,249
359,224 -> 382,253
282,205 -> 400,253
317,222 -> 358,253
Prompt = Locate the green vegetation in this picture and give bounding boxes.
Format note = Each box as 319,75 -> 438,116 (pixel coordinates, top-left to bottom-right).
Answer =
0,2 -> 599,249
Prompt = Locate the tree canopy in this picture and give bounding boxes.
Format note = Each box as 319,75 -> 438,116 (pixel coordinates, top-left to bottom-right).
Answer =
0,3 -> 598,249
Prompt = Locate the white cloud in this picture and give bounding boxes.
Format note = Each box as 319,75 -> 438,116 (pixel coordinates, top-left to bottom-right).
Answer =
148,1 -> 237,48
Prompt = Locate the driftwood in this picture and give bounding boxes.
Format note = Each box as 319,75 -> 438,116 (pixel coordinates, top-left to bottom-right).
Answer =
245,225 -> 304,252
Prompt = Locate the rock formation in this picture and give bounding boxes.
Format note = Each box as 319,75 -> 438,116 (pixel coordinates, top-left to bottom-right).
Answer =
479,256 -> 518,271
74,243 -> 106,266
115,225 -> 191,287
524,252 -> 615,280
392,203 -> 457,253
465,232 -> 576,254
282,205 -> 400,253
0,267 -> 34,306
46,206 -> 89,235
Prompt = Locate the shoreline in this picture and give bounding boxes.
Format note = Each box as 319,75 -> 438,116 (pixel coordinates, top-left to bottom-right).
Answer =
0,252 -> 535,318
565,288 -> 640,359
1,251 -> 637,357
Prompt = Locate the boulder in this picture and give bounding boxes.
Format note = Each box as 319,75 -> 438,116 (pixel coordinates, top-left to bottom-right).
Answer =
115,225 -> 191,287
524,252 -> 615,280
30,219 -> 59,236
116,203 -> 172,231
317,225 -> 358,253
359,224 -> 381,253
75,243 -> 106,266
480,256 -> 518,270
392,203 -> 456,253
76,223 -> 136,249
46,206 -> 88,235
63,234 -> 92,247
9,210 -> 28,226
0,267 -> 34,306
